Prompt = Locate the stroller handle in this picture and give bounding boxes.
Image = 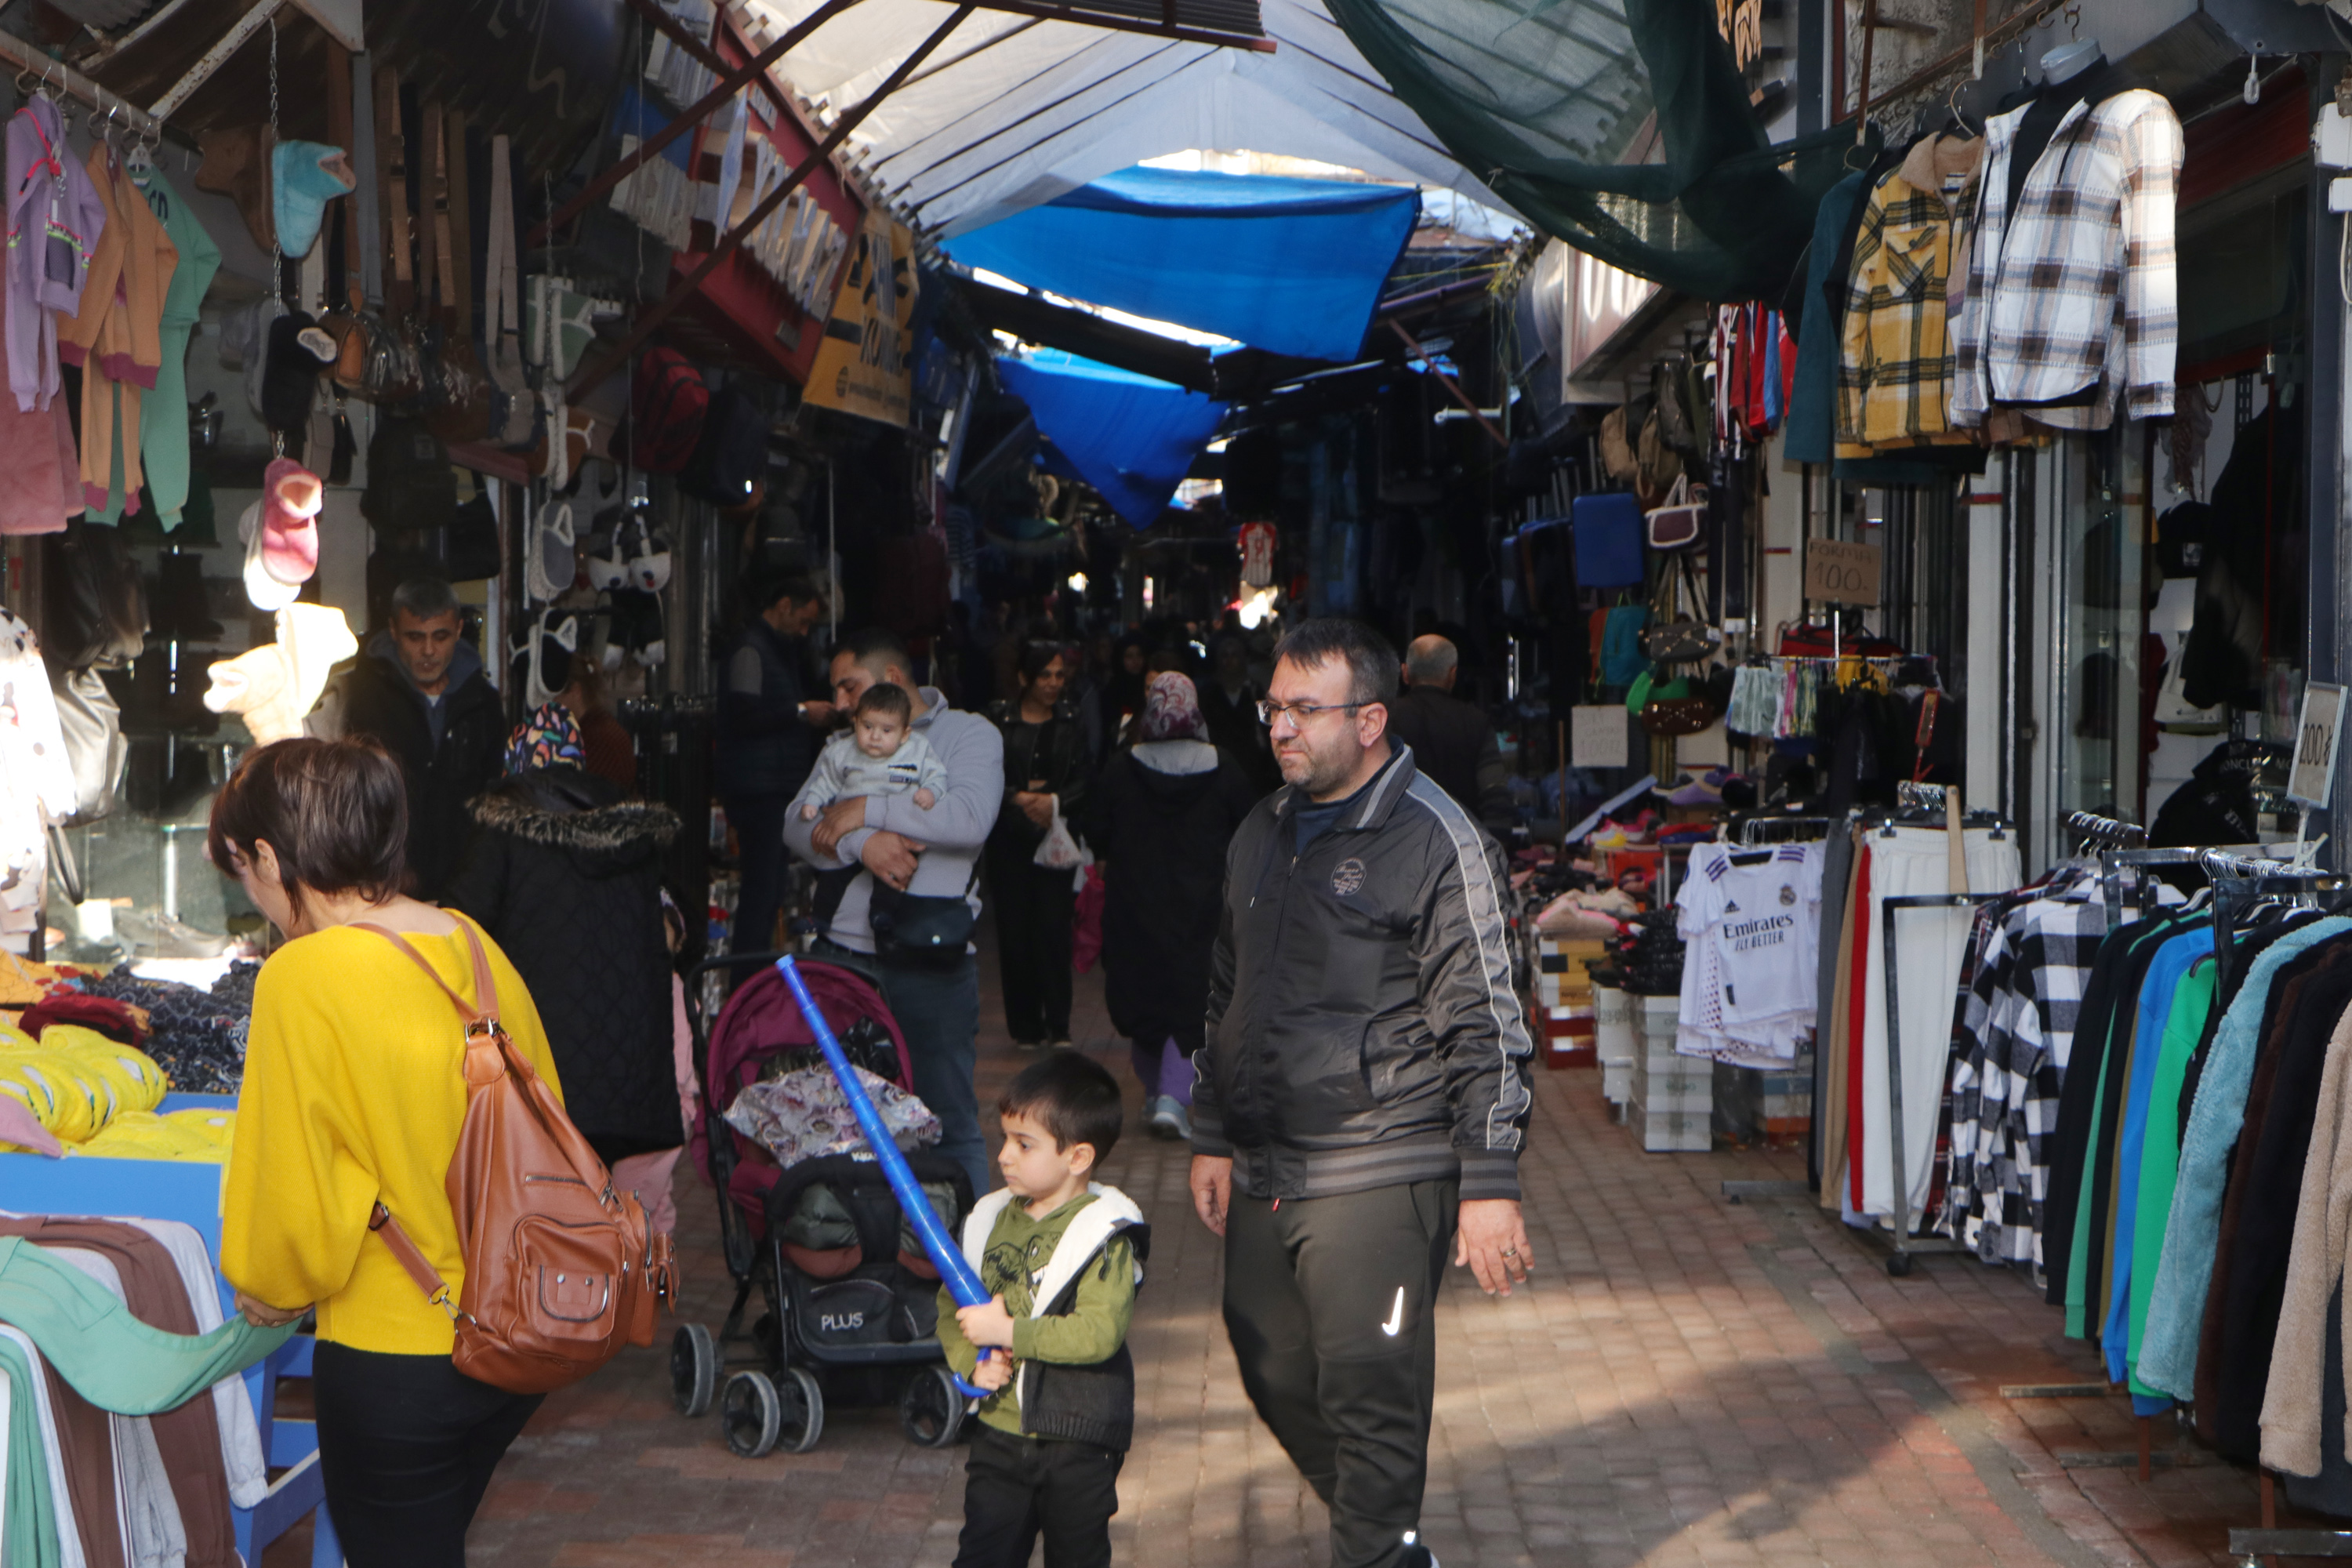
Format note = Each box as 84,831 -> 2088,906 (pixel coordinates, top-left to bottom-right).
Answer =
772,956 -> 995,1401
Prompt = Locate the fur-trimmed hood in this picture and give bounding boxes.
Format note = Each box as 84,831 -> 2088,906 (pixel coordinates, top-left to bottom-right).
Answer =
466,767 -> 680,873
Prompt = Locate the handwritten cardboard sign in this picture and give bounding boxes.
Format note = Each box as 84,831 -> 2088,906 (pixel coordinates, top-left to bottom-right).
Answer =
1804,539 -> 1882,607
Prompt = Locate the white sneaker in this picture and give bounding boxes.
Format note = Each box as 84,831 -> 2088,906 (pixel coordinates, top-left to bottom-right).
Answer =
1149,1095 -> 1190,1142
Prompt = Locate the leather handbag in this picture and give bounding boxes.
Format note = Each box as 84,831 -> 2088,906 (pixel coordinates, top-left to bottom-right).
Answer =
1645,473 -> 1708,550
1645,554 -> 1722,664
1641,692 -> 1715,737
358,920 -> 673,1395
1599,405 -> 1639,482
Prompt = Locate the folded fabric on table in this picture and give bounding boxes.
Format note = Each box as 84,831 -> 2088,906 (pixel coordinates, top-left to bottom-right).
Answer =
0,1237 -> 292,1413
0,1327 -> 70,1568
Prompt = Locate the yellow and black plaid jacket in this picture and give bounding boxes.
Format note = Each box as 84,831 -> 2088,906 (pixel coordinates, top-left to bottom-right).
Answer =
1835,134 -> 1983,456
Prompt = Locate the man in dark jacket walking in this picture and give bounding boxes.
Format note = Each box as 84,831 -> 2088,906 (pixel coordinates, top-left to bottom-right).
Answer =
340,578 -> 505,901
1190,619 -> 1534,1568
716,573 -> 832,956
1381,635 -> 1513,834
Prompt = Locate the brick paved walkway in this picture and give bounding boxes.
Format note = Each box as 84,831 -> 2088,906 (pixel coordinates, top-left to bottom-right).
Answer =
302,924 -> 2296,1566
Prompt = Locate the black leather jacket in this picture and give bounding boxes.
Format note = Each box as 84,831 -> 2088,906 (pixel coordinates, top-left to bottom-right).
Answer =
1193,744 -> 1534,1203
985,698 -> 1090,850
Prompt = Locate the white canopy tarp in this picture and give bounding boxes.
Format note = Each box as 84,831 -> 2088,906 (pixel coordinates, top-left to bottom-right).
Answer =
739,0 -> 1523,236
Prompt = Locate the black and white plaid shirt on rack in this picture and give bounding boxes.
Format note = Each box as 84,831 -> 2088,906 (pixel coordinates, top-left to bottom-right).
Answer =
1946,866 -> 2106,1268
1951,89 -> 2182,434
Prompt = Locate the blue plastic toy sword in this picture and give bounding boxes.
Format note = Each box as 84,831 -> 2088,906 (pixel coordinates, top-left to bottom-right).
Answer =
771,955 -> 994,1399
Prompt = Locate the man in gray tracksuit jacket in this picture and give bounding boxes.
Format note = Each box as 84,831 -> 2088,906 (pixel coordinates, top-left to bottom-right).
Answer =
1189,618 -> 1535,1568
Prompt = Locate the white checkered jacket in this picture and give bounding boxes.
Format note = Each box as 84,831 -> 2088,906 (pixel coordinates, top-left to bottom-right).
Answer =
1951,89 -> 2182,431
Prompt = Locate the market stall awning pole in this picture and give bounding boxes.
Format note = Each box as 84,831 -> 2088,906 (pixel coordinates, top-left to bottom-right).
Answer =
565,2 -> 978,401
620,0 -> 828,153
527,0 -> 866,249
147,0 -> 285,122
1388,318 -> 1504,449
0,27 -> 169,140
959,0 -> 1270,51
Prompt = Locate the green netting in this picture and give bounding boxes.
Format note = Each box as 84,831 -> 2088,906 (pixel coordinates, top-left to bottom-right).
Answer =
1326,0 -> 1878,301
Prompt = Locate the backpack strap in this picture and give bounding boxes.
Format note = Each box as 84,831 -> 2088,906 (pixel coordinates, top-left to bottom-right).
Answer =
350,915 -> 503,1319
368,1200 -> 458,1316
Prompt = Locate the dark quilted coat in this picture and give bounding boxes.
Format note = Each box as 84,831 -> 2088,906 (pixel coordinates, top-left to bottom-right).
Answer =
443,768 -> 684,1160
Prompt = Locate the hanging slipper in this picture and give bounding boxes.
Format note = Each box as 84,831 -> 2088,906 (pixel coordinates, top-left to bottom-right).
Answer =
271,140 -> 357,260
239,501 -> 300,612
583,507 -> 630,590
258,457 -> 323,587
510,608 -> 579,709
525,500 -> 577,604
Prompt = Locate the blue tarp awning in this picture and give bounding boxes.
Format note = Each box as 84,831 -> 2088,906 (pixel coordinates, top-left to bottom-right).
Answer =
946,166 -> 1421,363
996,351 -> 1226,530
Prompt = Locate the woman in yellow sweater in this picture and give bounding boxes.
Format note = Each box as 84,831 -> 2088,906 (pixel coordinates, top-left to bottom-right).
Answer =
212,737 -> 564,1568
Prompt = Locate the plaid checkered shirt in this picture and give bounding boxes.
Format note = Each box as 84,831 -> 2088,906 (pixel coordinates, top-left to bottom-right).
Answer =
1836,133 -> 1982,455
1951,89 -> 2182,432
1944,867 -> 2106,1270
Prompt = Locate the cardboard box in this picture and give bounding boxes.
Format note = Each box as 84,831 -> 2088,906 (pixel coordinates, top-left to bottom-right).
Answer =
1632,1102 -> 1711,1152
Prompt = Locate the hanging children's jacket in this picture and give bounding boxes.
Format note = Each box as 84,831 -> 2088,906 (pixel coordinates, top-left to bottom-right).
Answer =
134,169 -> 220,528
5,96 -> 107,412
62,144 -> 177,519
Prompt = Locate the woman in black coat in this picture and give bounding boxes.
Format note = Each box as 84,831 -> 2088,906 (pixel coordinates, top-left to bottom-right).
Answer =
443,706 -> 683,1174
1084,672 -> 1258,1139
985,642 -> 1092,1049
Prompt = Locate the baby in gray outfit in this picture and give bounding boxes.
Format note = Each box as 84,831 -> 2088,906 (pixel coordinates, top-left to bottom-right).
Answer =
800,682 -> 949,817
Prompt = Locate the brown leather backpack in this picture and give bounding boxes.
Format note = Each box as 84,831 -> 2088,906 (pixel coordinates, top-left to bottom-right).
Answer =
358,920 -> 673,1394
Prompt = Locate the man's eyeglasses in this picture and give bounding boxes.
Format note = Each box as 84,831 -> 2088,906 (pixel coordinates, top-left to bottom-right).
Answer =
1257,699 -> 1369,728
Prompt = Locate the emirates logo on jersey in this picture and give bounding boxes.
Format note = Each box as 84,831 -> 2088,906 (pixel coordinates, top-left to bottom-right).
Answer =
1331,858 -> 1367,897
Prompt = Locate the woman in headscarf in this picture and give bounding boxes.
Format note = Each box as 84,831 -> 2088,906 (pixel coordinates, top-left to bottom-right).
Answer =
442,705 -> 687,1222
1083,672 -> 1260,1138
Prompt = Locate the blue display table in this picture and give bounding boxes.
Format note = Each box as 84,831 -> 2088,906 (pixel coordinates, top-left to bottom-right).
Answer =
0,1091 -> 339,1564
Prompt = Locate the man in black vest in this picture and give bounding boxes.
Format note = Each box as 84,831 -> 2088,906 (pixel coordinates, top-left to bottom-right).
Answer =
716,573 -> 831,956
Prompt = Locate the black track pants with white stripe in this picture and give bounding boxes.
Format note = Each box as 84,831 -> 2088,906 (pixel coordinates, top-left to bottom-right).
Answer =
1221,1178 -> 1457,1568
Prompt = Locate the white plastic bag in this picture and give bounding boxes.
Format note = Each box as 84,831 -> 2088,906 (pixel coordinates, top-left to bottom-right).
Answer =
1033,799 -> 1084,869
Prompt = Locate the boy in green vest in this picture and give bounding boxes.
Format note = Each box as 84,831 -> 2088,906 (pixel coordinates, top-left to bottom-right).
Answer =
938,1053 -> 1149,1568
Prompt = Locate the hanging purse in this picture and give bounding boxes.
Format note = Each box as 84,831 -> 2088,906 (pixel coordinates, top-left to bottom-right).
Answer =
481,134 -> 541,452
1645,553 -> 1722,665
1640,691 -> 1715,737
1644,472 -> 1709,551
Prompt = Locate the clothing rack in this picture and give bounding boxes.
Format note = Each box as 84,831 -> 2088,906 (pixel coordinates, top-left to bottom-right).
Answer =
1875,888 -> 2014,1276
2067,811 -> 2147,852
1734,814 -> 1835,846
2096,845 -> 2281,928
2208,865 -> 2352,999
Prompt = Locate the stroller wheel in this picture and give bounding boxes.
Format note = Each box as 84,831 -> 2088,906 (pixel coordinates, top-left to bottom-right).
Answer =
899,1364 -> 969,1448
721,1370 -> 783,1457
776,1367 -> 825,1453
671,1324 -> 718,1417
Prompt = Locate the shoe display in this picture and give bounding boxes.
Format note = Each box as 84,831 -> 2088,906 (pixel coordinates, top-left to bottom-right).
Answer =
258,457 -> 323,586
1149,1096 -> 1191,1142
